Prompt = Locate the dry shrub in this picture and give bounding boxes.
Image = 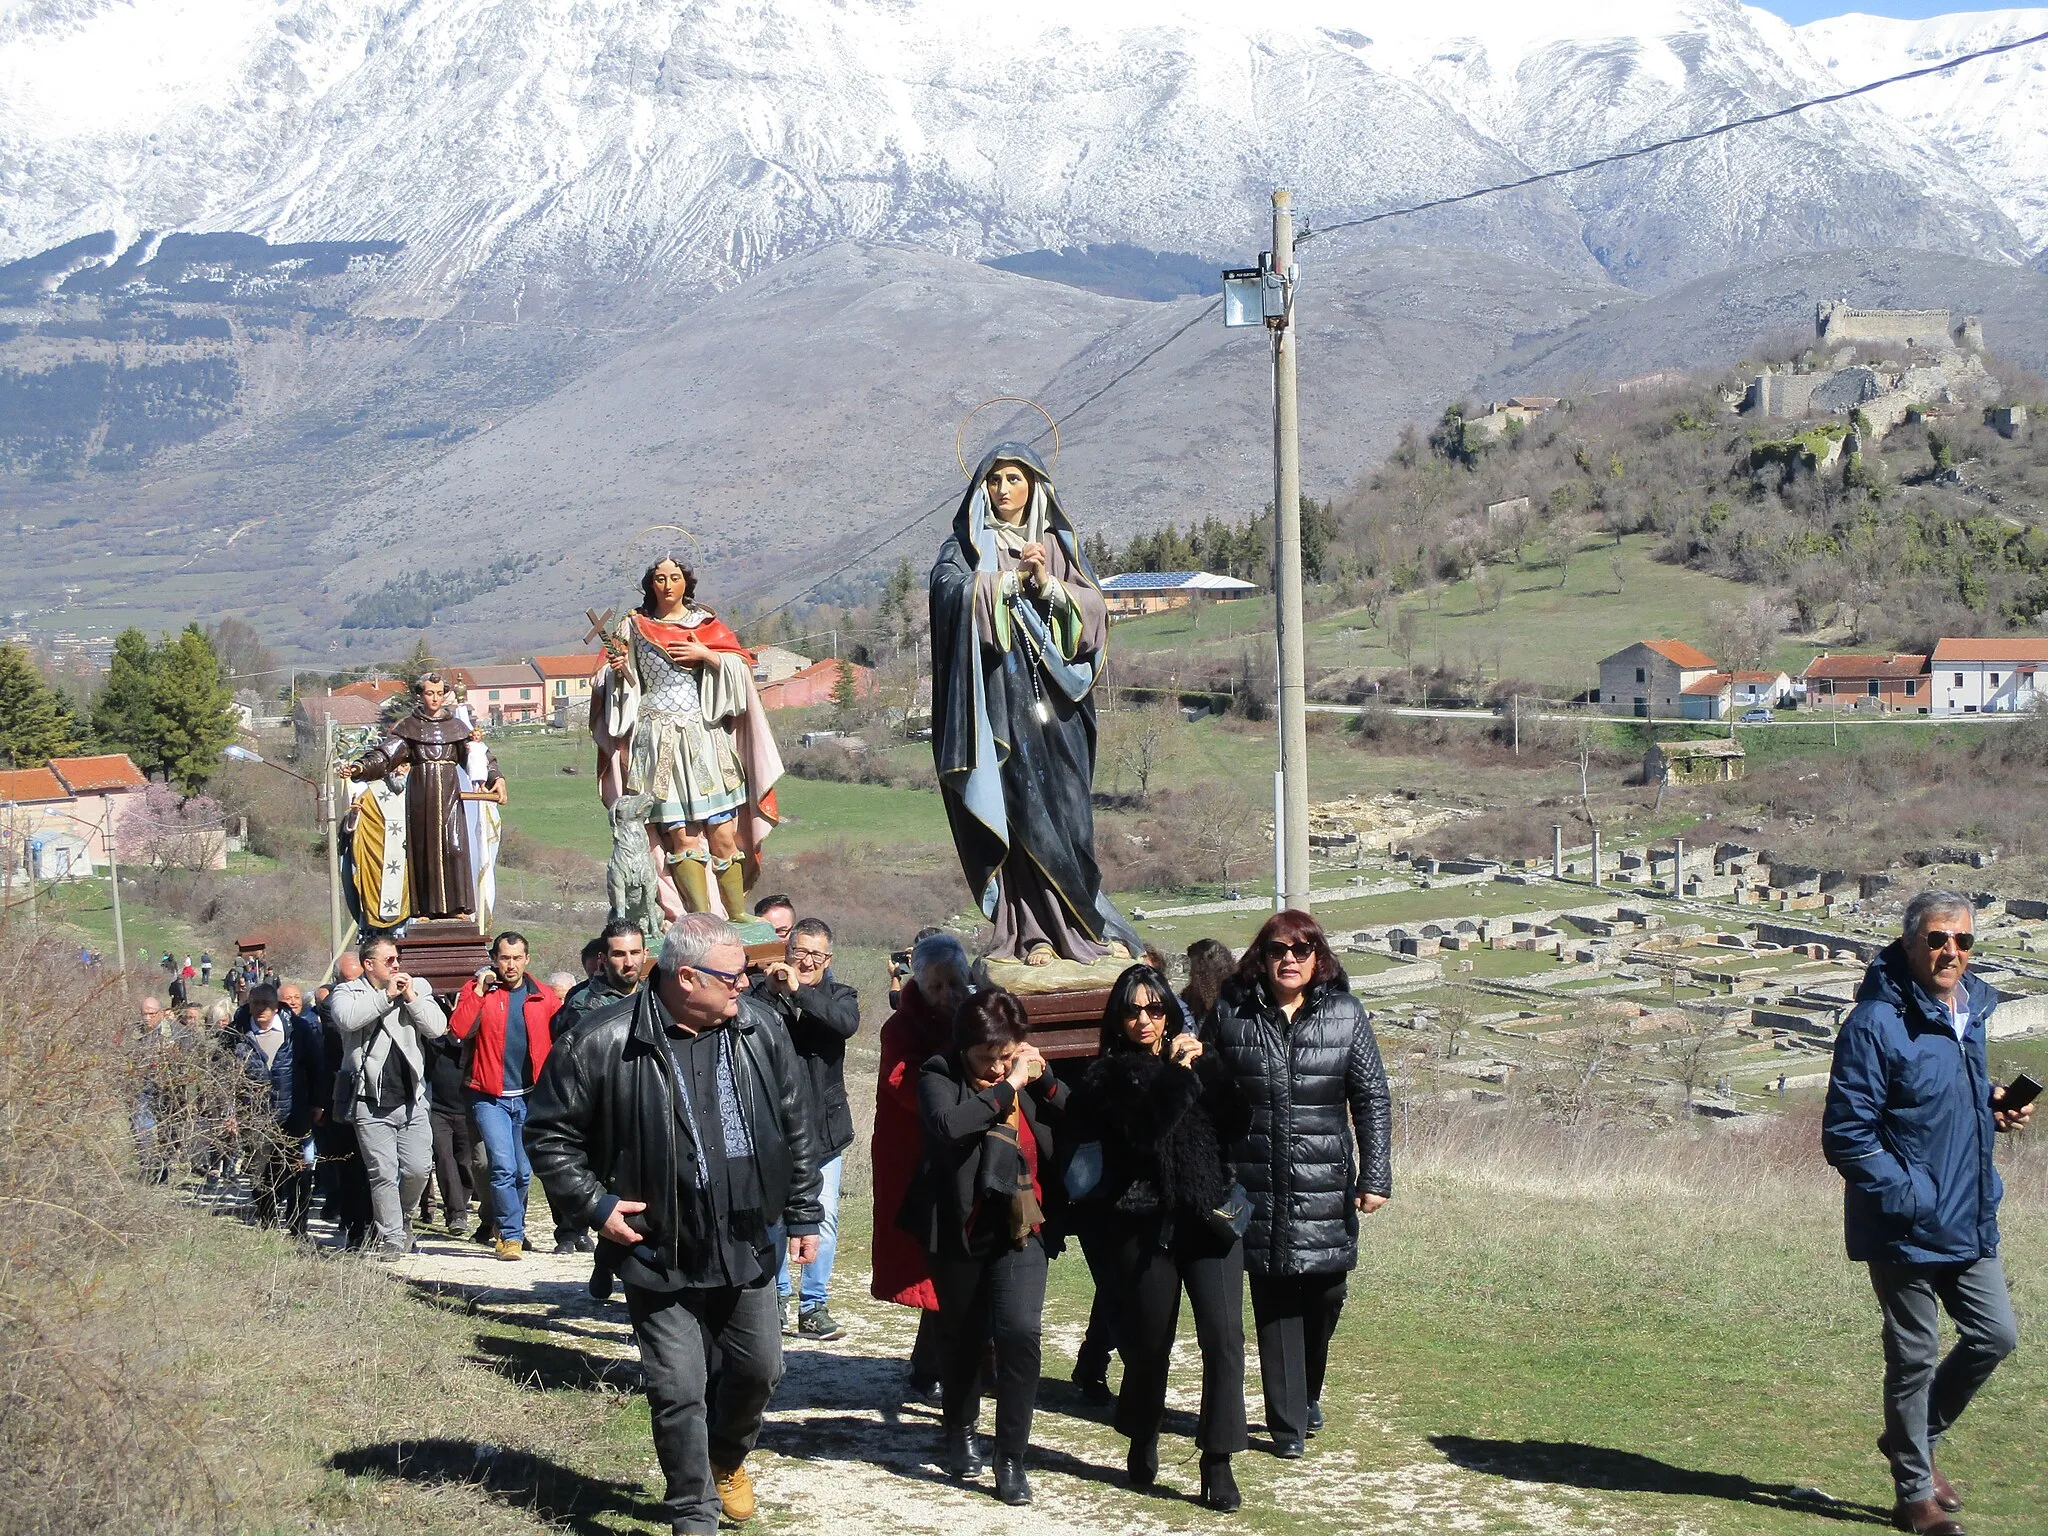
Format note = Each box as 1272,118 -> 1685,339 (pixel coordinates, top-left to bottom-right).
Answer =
0,924 -> 227,1533
770,841 -> 966,950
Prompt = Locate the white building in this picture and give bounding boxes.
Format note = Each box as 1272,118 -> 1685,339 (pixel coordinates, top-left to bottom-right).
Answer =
1931,638 -> 2048,714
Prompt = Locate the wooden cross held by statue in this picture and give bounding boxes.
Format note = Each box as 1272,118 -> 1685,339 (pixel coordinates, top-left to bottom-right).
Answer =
585,606 -> 627,664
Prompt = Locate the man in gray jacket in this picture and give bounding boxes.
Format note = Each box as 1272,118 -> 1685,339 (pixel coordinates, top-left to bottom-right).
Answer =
328,934 -> 448,1260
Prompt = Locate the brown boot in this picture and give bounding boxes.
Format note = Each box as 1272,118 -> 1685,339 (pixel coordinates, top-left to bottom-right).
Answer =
713,1461 -> 756,1522
1880,1434 -> 1962,1513
1892,1496 -> 1965,1535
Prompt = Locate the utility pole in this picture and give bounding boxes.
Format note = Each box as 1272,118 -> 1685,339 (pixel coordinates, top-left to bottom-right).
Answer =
105,797 -> 126,973
1270,189 -> 1310,912
323,716 -> 345,967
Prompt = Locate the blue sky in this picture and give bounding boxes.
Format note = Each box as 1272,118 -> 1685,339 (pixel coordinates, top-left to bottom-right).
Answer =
1751,0 -> 2025,21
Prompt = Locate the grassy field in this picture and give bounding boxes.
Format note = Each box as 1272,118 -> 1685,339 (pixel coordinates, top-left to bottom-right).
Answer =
1108,534 -> 1818,694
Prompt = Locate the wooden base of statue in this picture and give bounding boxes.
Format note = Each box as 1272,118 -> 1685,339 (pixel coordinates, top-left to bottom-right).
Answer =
1019,986 -> 1112,1060
396,918 -> 492,1001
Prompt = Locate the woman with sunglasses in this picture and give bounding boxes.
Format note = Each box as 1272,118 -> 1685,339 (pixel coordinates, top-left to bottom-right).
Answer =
1069,963 -> 1253,1509
901,988 -> 1066,1506
1207,910 -> 1390,1458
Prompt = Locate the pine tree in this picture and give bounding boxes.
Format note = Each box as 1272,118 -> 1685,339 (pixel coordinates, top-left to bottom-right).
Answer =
92,628 -> 161,771
150,626 -> 239,791
0,645 -> 83,767
830,658 -> 859,720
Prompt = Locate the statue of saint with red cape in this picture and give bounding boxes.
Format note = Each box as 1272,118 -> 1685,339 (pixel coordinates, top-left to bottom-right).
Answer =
591,557 -> 782,919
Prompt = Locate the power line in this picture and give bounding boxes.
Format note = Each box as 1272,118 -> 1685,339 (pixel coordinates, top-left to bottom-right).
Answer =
736,297 -> 1221,627
1302,29 -> 2048,244
736,25 -> 2048,629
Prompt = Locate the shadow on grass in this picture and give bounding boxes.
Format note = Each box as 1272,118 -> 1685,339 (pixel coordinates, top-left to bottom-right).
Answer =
330,1438 -> 663,1535
469,1331 -> 642,1392
1431,1436 -> 1893,1525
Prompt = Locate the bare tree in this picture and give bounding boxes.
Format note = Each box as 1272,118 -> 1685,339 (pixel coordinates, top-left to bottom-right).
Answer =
1660,1007 -> 1726,1104
1101,702 -> 1181,805
1182,785 -> 1263,885
1706,594 -> 1795,671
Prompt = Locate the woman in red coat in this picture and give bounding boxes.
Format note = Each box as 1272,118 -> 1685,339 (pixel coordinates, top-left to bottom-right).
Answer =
872,934 -> 972,1401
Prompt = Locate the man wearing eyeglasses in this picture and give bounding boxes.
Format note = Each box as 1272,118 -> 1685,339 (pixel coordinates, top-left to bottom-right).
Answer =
760,915 -> 860,1342
527,912 -> 823,1534
1825,890 -> 2033,1536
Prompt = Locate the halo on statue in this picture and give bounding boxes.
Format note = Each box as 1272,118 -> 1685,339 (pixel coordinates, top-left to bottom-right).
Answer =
956,397 -> 1059,480
597,523 -> 708,592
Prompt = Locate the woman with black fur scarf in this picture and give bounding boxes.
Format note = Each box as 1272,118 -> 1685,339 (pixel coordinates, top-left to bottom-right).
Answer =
1068,963 -> 1253,1511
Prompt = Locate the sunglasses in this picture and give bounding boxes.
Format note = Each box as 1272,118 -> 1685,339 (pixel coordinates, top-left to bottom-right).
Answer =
1265,940 -> 1317,962
790,949 -> 832,966
1924,930 -> 1975,953
1123,1001 -> 1169,1021
689,962 -> 749,989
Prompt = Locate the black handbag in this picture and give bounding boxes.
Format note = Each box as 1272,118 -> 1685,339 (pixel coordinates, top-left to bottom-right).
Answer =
1202,1181 -> 1253,1244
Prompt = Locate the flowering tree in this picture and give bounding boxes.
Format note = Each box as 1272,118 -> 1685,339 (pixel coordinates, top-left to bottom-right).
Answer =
116,781 -> 227,871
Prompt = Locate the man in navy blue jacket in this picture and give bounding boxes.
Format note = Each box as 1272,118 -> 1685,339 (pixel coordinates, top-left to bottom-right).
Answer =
1824,891 -> 2033,1536
233,983 -> 326,1237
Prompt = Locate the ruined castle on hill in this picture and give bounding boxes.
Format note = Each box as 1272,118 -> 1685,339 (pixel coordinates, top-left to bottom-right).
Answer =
1744,302 -> 2003,439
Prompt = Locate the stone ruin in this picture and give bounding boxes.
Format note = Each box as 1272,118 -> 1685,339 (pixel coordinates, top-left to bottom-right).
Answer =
1744,301 -> 1999,438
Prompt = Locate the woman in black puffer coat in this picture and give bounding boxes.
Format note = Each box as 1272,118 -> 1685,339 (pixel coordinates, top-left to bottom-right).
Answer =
1205,910 -> 1391,1457
1069,964 -> 1253,1511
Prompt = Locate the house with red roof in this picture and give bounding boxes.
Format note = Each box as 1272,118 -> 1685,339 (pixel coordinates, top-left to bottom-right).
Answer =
533,652 -> 605,726
0,753 -> 148,876
1801,653 -> 1930,714
1931,637 -> 2048,714
758,659 -> 875,711
455,664 -> 545,725
1596,640 -> 1721,719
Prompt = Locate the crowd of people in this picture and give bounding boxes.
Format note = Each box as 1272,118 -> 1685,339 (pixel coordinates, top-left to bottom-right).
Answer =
126,889 -> 2030,1536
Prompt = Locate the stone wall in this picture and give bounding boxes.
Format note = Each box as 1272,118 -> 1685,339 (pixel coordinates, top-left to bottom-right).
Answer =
1815,302 -> 1960,350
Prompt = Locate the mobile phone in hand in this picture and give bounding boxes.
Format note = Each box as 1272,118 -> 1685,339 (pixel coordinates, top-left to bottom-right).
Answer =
2001,1072 -> 2043,1112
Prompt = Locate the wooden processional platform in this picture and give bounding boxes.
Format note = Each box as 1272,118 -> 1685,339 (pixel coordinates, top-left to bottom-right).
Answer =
394,919 -> 493,1000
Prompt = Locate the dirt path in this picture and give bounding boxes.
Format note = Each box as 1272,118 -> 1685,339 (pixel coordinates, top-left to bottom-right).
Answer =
380,1226 -> 1655,1535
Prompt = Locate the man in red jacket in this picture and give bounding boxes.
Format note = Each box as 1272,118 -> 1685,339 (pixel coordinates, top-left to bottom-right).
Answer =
451,932 -> 561,1260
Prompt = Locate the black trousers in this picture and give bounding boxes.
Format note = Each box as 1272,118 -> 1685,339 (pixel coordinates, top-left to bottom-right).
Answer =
314,1119 -> 372,1247
425,1103 -> 474,1225
910,1308 -> 947,1385
1074,1223 -> 1122,1382
1248,1269 -> 1348,1441
1106,1219 -> 1248,1453
929,1236 -> 1047,1456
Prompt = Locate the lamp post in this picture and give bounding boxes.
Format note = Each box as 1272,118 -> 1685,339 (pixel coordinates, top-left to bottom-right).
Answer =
223,741 -> 345,965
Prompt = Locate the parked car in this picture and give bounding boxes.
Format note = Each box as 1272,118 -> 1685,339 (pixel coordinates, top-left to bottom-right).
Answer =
1738,706 -> 1774,724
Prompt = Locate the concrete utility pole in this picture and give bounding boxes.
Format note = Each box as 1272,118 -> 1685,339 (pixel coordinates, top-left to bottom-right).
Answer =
323,716 -> 345,966
105,797 -> 126,973
1271,189 -> 1311,912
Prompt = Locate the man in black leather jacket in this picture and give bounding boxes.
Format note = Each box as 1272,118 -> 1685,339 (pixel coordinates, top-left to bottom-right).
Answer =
528,913 -> 823,1534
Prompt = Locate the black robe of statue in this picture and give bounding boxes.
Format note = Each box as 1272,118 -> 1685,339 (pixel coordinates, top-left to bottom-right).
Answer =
930,442 -> 1140,961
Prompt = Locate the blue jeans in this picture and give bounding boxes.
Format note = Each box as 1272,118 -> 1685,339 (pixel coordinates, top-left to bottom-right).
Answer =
777,1154 -> 842,1309
467,1091 -> 531,1245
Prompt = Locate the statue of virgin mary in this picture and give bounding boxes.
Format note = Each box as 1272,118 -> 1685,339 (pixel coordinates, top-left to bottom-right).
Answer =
930,442 -> 1140,965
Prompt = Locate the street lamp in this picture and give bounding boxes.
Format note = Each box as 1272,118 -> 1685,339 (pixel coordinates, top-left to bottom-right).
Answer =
222,741 -> 347,967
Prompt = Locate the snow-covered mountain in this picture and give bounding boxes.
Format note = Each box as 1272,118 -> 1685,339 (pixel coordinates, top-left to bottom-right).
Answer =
1797,8 -> 2048,251
0,0 -> 2038,311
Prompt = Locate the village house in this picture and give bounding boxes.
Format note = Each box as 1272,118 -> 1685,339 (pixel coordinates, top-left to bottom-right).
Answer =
1931,637 -> 2048,714
332,677 -> 407,711
1461,396 -> 1564,448
751,645 -> 815,686
0,753 -> 148,878
455,664 -> 546,725
1801,653 -> 1930,713
1677,670 -> 1794,721
1101,571 -> 1259,619
1596,640 -> 1720,718
533,652 -> 605,727
1644,738 -> 1747,785
758,658 -> 874,710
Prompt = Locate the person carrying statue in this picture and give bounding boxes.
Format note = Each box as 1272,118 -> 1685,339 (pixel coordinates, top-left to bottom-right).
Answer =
593,557 -> 783,921
343,671 -> 507,925
930,442 -> 1140,965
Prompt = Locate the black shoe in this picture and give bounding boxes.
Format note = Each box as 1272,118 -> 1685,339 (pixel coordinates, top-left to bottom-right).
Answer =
469,1225 -> 493,1245
1127,1434 -> 1159,1489
944,1428 -> 984,1480
798,1304 -> 847,1342
1073,1366 -> 1113,1406
907,1374 -> 943,1408
1272,1435 -> 1305,1459
1200,1453 -> 1242,1513
553,1238 -> 582,1255
1307,1400 -> 1324,1436
994,1454 -> 1031,1506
